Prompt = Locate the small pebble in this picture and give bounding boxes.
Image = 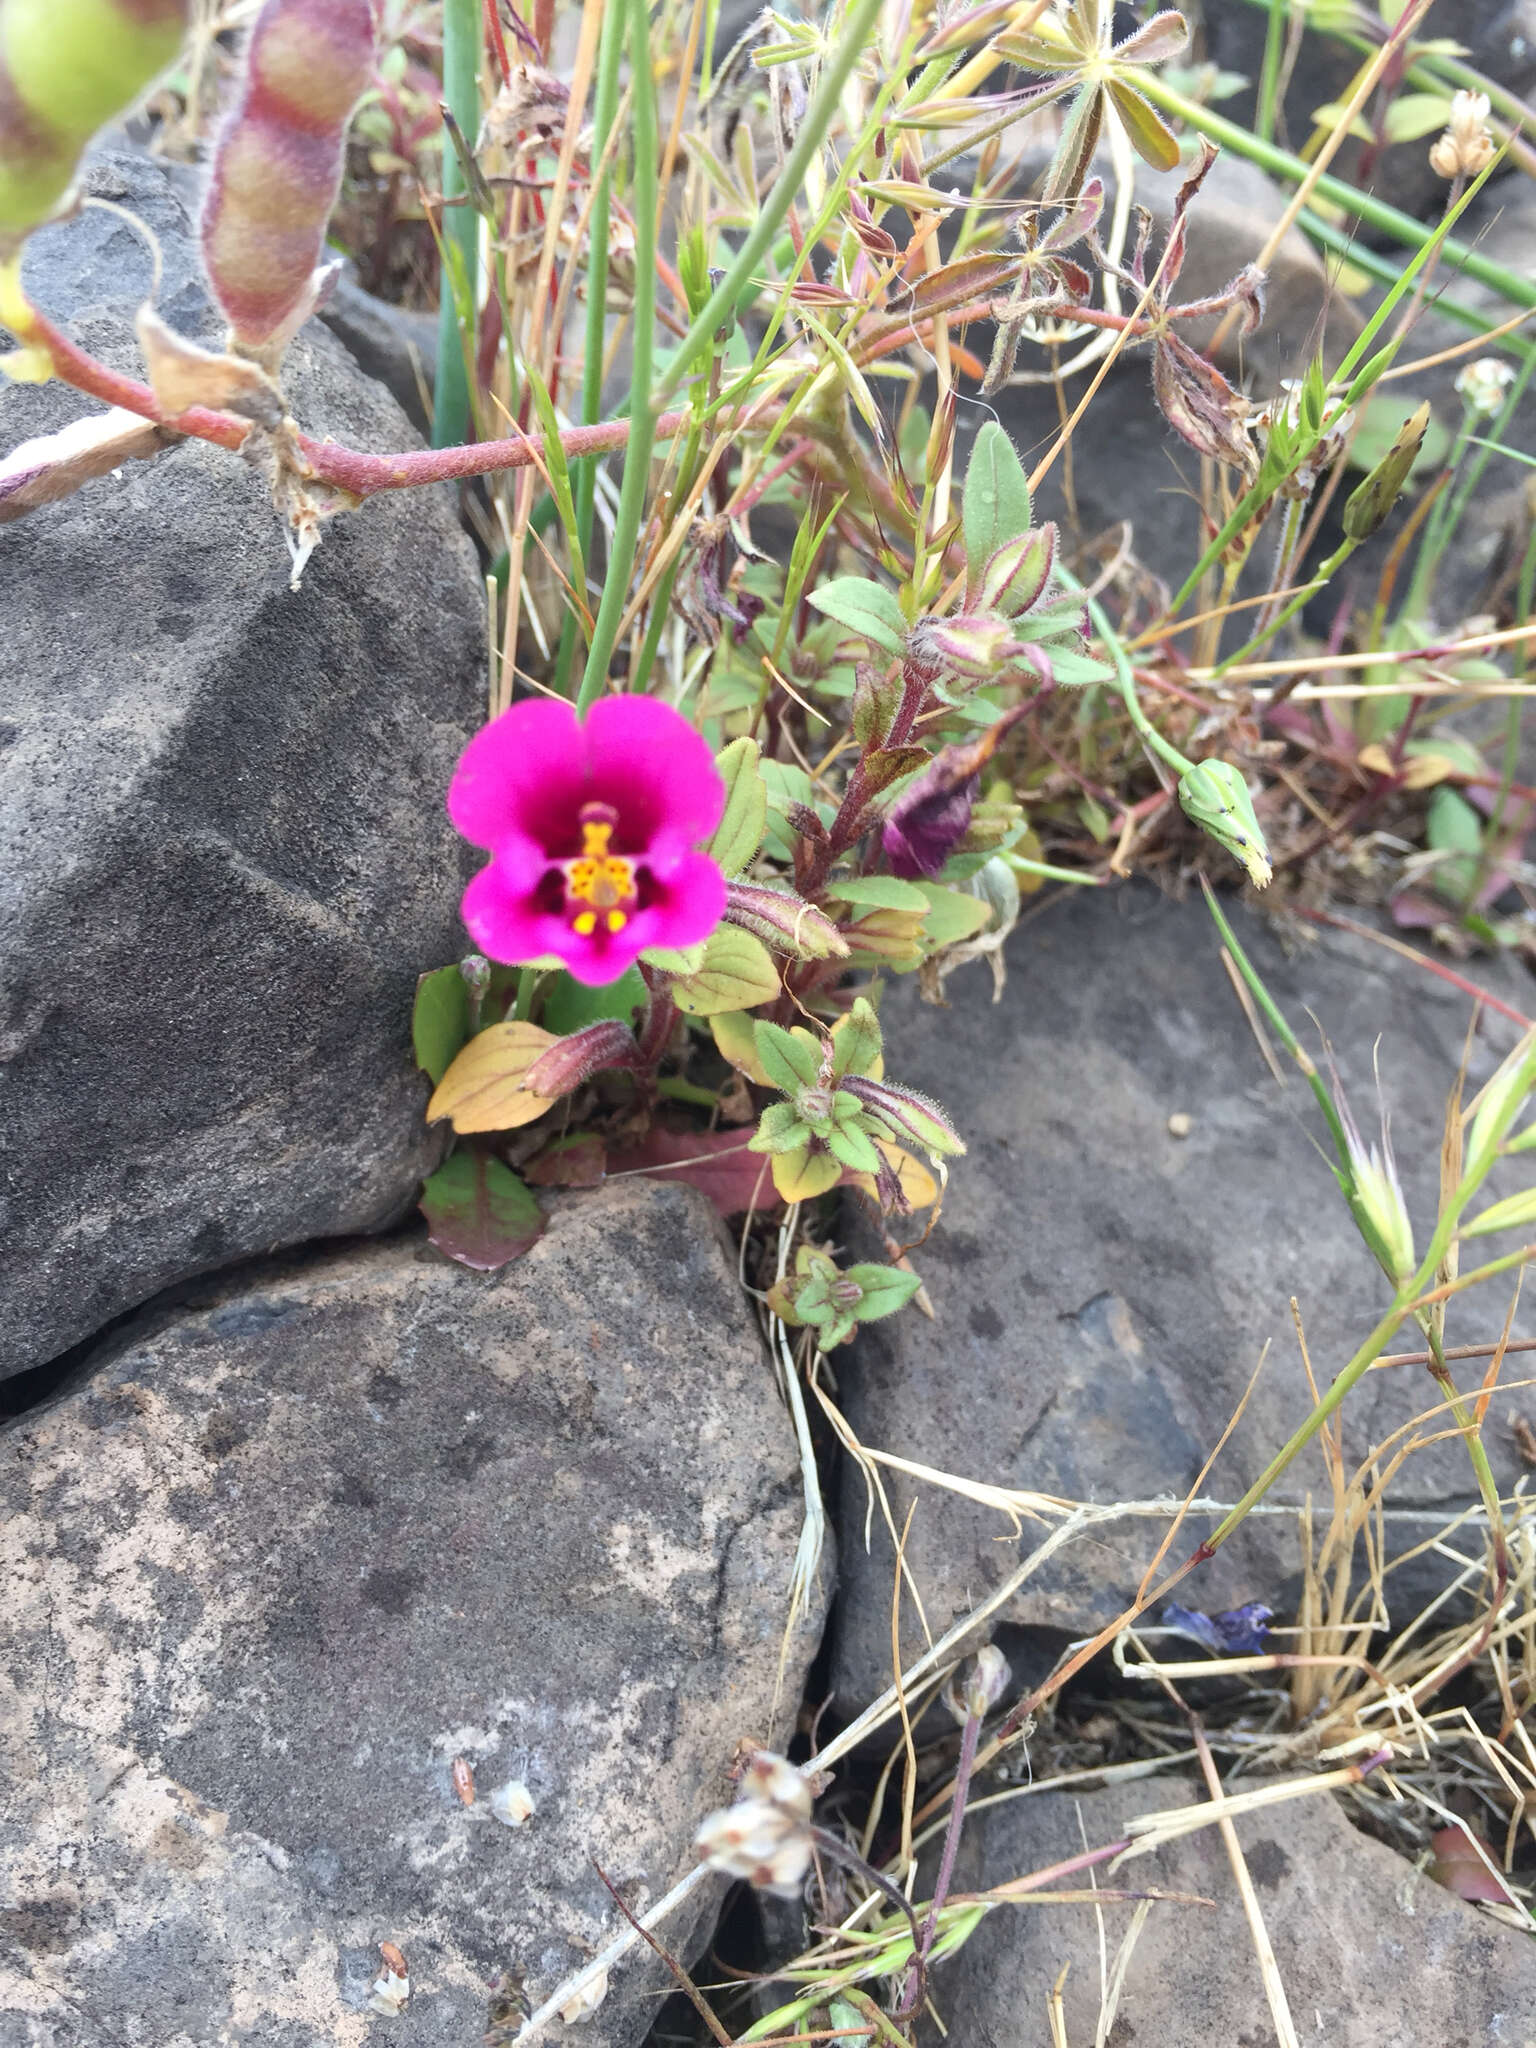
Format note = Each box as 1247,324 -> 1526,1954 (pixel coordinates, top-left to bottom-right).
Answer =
1167,1112 -> 1192,1139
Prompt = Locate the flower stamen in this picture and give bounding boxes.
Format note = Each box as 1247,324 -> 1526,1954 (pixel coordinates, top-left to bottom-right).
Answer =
562,802 -> 638,938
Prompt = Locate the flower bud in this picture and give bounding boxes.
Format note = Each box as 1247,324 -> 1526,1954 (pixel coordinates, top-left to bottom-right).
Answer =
1177,760 -> 1272,888
695,1752 -> 815,1897
200,0 -> 378,360
1343,400 -> 1432,540
838,1074 -> 966,1158
723,881 -> 848,960
523,1019 -> 641,1098
0,0 -> 188,245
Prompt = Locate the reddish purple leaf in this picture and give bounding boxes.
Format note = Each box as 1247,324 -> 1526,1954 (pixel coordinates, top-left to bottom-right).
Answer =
617,1126 -> 778,1217
524,1132 -> 608,1188
421,1153 -> 545,1271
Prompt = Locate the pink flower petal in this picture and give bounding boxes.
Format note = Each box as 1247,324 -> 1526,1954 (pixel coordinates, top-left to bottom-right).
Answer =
448,697 -> 587,853
582,696 -> 726,847
631,852 -> 729,953
461,859 -> 568,965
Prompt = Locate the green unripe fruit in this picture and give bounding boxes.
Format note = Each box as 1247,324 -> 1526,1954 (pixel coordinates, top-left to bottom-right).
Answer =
0,0 -> 187,240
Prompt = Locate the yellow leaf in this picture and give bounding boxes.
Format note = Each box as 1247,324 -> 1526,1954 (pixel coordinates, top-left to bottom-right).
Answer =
772,1145 -> 844,1202
1399,753 -> 1457,790
427,1021 -> 560,1132
711,1009 -> 771,1084
848,1142 -> 939,1211
671,926 -> 782,1016
1356,743 -> 1397,778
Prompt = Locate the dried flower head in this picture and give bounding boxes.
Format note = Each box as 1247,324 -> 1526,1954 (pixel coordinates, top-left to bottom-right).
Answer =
1454,357 -> 1516,419
1429,90 -> 1494,179
942,1643 -> 1012,1724
448,696 -> 727,987
489,1779 -> 536,1828
694,1750 -> 815,1897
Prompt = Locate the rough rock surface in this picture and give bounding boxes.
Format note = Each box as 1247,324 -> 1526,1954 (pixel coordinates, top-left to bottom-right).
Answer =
0,1182 -> 827,2046
0,141 -> 484,1378
924,1772 -> 1536,2045
832,886 -> 1534,1710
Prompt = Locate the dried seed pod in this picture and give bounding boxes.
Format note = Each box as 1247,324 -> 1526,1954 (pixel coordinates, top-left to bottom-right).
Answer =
489,1779 -> 536,1828
378,1941 -> 407,1976
451,1755 -> 476,1806
0,0 -> 188,244
200,0 -> 377,361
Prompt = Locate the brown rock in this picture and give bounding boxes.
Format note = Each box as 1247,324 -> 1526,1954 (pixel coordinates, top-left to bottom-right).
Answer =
0,1183 -> 829,2045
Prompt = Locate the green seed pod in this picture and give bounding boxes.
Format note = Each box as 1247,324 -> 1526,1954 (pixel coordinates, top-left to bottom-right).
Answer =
200,0 -> 377,358
0,0 -> 188,243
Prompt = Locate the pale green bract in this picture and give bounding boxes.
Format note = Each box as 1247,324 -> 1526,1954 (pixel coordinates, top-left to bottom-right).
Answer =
1177,761 -> 1273,888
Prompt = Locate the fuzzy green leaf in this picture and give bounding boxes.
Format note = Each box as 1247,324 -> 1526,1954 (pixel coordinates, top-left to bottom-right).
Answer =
845,1263 -> 924,1320
671,926 -> 781,1016
707,736 -> 769,877
807,576 -> 907,656
755,1020 -> 825,1094
962,422 -> 1033,589
832,996 -> 883,1078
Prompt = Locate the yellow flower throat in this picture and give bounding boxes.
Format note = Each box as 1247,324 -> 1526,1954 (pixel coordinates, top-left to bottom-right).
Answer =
563,808 -> 637,936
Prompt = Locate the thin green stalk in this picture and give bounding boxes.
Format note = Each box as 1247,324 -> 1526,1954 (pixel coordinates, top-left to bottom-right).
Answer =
1255,0 -> 1291,146
1134,73 -> 1536,318
575,0 -> 660,717
554,0 -> 628,700
433,0 -> 481,449
652,0 -> 890,407
1059,566 -> 1195,781
1410,354 -> 1536,620
1215,533 -> 1358,676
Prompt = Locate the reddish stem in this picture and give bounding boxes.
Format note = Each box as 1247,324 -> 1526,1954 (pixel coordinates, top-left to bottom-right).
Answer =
4,293 -> 696,501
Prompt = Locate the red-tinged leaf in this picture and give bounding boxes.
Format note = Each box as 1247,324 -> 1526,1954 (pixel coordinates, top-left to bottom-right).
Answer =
616,1126 -> 777,1218
907,254 -> 1027,319
1428,1825 -> 1519,1906
421,1153 -> 545,1271
524,1133 -> 607,1188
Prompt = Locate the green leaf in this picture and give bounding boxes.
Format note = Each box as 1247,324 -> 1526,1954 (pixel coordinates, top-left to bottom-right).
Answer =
642,941 -> 708,975
541,965 -> 646,1036
845,1263 -> 924,1321
671,926 -> 782,1016
827,1123 -> 882,1172
707,736 -> 768,877
749,1101 -> 813,1154
412,966 -> 471,1085
831,996 -> 883,1078
420,1153 -> 545,1271
807,576 -> 908,656
1462,1187 -> 1536,1237
1427,784 -> 1483,902
1381,91 -> 1453,145
1049,648 -> 1117,686
755,1020 -> 825,1094
962,422 -> 1032,588
917,883 -> 994,946
827,874 -> 931,912
1106,79 -> 1181,171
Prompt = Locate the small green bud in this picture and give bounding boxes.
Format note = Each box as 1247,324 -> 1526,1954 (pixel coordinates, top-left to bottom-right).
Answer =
1178,761 -> 1272,888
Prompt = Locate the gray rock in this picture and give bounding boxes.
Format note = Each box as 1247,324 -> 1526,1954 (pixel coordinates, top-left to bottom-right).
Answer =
318,268 -> 439,438
0,1182 -> 828,2046
831,885 -> 1534,1711
924,1772 -> 1536,2044
0,140 -> 484,1378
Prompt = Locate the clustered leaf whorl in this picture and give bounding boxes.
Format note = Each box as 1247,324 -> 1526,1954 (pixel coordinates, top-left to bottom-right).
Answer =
0,0 -> 188,243
199,0 -> 378,358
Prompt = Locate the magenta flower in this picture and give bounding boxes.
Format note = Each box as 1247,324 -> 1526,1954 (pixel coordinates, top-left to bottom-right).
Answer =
448,696 -> 727,986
